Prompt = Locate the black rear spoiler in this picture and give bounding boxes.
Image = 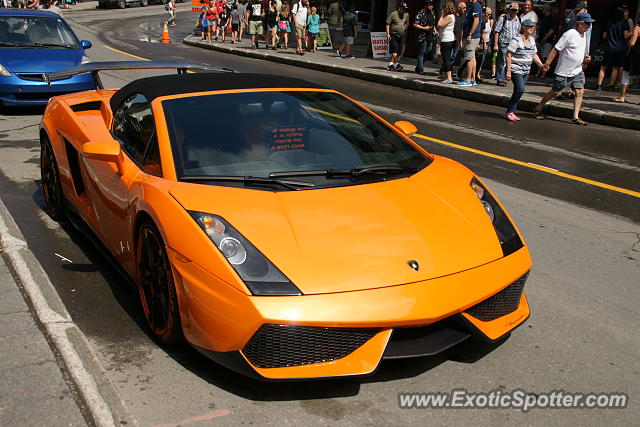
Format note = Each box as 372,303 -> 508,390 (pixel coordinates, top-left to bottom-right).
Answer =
45,61 -> 233,89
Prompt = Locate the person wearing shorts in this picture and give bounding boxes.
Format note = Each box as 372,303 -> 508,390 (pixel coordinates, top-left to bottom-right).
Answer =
246,0 -> 264,49
534,13 -> 594,126
230,4 -> 240,43
614,22 -> 640,103
337,3 -> 357,58
204,1 -> 218,43
386,3 -> 409,71
457,0 -> 482,86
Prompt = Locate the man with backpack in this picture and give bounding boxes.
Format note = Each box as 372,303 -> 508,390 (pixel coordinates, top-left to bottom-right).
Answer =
494,2 -> 521,86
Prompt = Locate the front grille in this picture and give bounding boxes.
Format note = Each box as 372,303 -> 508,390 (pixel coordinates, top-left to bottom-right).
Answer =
465,273 -> 529,322
14,91 -> 72,101
16,73 -> 70,82
243,324 -> 379,368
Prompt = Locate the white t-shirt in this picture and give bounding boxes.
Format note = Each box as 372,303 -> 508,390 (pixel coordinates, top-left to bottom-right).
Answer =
439,14 -> 455,42
554,29 -> 586,77
292,3 -> 308,27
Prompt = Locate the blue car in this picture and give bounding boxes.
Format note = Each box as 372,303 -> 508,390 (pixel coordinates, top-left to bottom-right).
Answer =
0,9 -> 94,108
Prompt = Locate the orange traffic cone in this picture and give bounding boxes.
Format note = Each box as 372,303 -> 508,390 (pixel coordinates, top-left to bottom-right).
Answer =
161,22 -> 171,44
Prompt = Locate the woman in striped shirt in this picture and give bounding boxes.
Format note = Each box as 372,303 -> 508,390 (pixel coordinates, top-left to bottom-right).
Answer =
505,19 -> 545,121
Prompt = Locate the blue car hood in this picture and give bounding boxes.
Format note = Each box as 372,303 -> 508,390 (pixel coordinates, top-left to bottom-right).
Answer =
1,48 -> 83,73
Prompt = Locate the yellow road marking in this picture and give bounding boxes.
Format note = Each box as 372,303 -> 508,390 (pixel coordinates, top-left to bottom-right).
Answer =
103,45 -> 150,61
302,106 -> 360,123
414,133 -> 640,199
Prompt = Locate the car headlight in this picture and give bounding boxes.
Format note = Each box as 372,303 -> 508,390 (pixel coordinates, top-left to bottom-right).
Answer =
470,178 -> 524,256
81,55 -> 91,64
189,211 -> 302,296
0,63 -> 10,77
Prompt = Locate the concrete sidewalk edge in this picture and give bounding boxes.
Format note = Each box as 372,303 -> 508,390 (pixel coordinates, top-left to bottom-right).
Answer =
183,35 -> 639,131
0,199 -> 134,427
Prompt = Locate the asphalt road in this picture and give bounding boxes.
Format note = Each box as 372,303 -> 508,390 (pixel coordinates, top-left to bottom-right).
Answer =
0,4 -> 639,426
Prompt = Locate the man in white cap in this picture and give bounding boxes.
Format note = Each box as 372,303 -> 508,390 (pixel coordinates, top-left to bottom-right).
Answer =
494,3 -> 521,86
534,12 -> 594,126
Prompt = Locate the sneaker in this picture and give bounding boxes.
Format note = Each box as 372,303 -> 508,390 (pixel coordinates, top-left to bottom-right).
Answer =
497,81 -> 507,87
336,50 -> 342,57
457,80 -> 473,86
506,112 -> 519,122
395,64 -> 403,71
471,80 -> 477,86
440,79 -> 453,84
387,64 -> 395,71
595,85 -> 602,91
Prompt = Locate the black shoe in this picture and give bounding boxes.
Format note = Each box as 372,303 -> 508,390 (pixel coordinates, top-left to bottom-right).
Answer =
395,64 -> 403,72
416,70 -> 426,75
387,64 -> 395,71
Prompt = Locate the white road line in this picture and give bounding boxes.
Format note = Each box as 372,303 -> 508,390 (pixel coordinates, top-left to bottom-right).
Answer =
527,162 -> 559,171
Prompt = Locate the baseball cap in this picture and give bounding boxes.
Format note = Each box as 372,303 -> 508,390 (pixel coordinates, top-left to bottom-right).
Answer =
507,3 -> 519,11
576,12 -> 595,23
574,3 -> 587,11
424,0 -> 433,4
521,18 -> 535,27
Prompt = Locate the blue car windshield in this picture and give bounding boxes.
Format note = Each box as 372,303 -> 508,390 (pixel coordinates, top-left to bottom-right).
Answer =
0,15 -> 79,49
163,91 -> 430,181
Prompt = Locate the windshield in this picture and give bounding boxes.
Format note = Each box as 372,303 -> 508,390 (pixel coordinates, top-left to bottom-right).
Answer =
0,15 -> 79,49
163,91 -> 430,187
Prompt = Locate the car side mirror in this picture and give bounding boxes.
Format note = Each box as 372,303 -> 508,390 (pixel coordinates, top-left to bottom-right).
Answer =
82,140 -> 124,174
81,40 -> 92,49
393,120 -> 418,136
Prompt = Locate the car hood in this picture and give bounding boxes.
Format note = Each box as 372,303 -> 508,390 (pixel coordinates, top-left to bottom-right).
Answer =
1,48 -> 83,73
170,167 -> 505,295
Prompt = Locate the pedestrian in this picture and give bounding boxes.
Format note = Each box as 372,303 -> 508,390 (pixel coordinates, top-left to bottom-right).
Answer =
614,19 -> 640,103
39,0 -> 62,16
386,2 -> 409,71
336,3 -> 356,58
246,0 -> 264,49
219,2 -> 230,41
17,0 -> 27,9
437,1 -> 457,84
519,0 -> 538,35
457,0 -> 483,86
476,6 -> 493,82
595,6 -> 631,91
534,12 -> 595,126
413,0 -> 436,76
450,2 -> 466,71
504,19 -> 544,121
237,0 -> 247,40
277,4 -> 291,50
493,3 -> 520,87
535,5 -> 556,77
292,0 -> 309,55
264,0 -> 278,49
307,6 -> 320,52
205,1 -> 218,43
230,4 -> 241,43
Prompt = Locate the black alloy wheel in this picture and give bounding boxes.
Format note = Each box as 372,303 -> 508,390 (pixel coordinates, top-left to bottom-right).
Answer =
136,220 -> 183,345
40,137 -> 65,220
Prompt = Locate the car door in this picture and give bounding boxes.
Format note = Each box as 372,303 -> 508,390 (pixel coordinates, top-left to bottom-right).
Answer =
82,92 -> 162,266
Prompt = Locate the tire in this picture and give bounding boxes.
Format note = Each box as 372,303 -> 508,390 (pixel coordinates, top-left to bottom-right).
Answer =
117,0 -> 126,8
136,220 -> 183,345
40,136 -> 65,220
140,0 -> 148,6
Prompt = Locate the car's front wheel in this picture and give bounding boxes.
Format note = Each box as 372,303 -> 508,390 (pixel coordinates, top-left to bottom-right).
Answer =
40,136 -> 65,220
136,220 -> 183,345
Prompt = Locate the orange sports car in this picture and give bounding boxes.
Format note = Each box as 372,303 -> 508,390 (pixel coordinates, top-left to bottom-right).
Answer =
40,61 -> 532,380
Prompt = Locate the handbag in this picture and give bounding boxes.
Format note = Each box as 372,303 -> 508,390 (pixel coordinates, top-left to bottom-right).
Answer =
279,20 -> 288,30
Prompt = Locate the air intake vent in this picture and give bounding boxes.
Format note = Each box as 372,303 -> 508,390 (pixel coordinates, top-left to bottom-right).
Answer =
70,101 -> 102,112
243,324 -> 379,368
465,272 -> 529,322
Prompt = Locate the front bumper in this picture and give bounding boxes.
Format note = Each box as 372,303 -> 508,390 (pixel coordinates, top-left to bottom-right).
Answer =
0,73 -> 94,107
168,246 -> 531,380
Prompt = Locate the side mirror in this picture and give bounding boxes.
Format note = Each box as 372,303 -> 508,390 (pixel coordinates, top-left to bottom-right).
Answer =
81,40 -> 92,49
393,121 -> 418,136
82,140 -> 124,174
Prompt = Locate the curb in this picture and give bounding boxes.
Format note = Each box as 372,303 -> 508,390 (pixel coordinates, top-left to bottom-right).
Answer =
0,199 -> 134,427
183,35 -> 640,131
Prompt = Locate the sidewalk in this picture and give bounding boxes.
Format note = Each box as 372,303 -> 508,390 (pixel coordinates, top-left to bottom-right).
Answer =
183,34 -> 640,131
0,256 -> 85,425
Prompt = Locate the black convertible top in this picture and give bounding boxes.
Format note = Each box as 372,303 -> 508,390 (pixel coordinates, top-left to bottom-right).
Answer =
110,73 -> 326,111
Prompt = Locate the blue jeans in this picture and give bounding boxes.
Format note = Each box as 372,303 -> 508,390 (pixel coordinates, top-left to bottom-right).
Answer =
507,72 -> 528,113
496,44 -> 509,82
451,43 -> 460,64
416,39 -> 434,73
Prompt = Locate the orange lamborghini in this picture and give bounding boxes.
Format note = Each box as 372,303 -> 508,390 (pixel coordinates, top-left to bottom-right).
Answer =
40,62 -> 532,380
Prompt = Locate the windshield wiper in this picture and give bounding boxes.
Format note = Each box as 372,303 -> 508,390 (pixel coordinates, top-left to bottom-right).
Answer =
0,42 -> 20,47
270,164 -> 419,179
26,42 -> 74,49
181,175 -> 315,190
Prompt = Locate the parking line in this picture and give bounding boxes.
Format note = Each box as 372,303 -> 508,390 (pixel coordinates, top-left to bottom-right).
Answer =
103,45 -> 150,61
414,133 -> 640,199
